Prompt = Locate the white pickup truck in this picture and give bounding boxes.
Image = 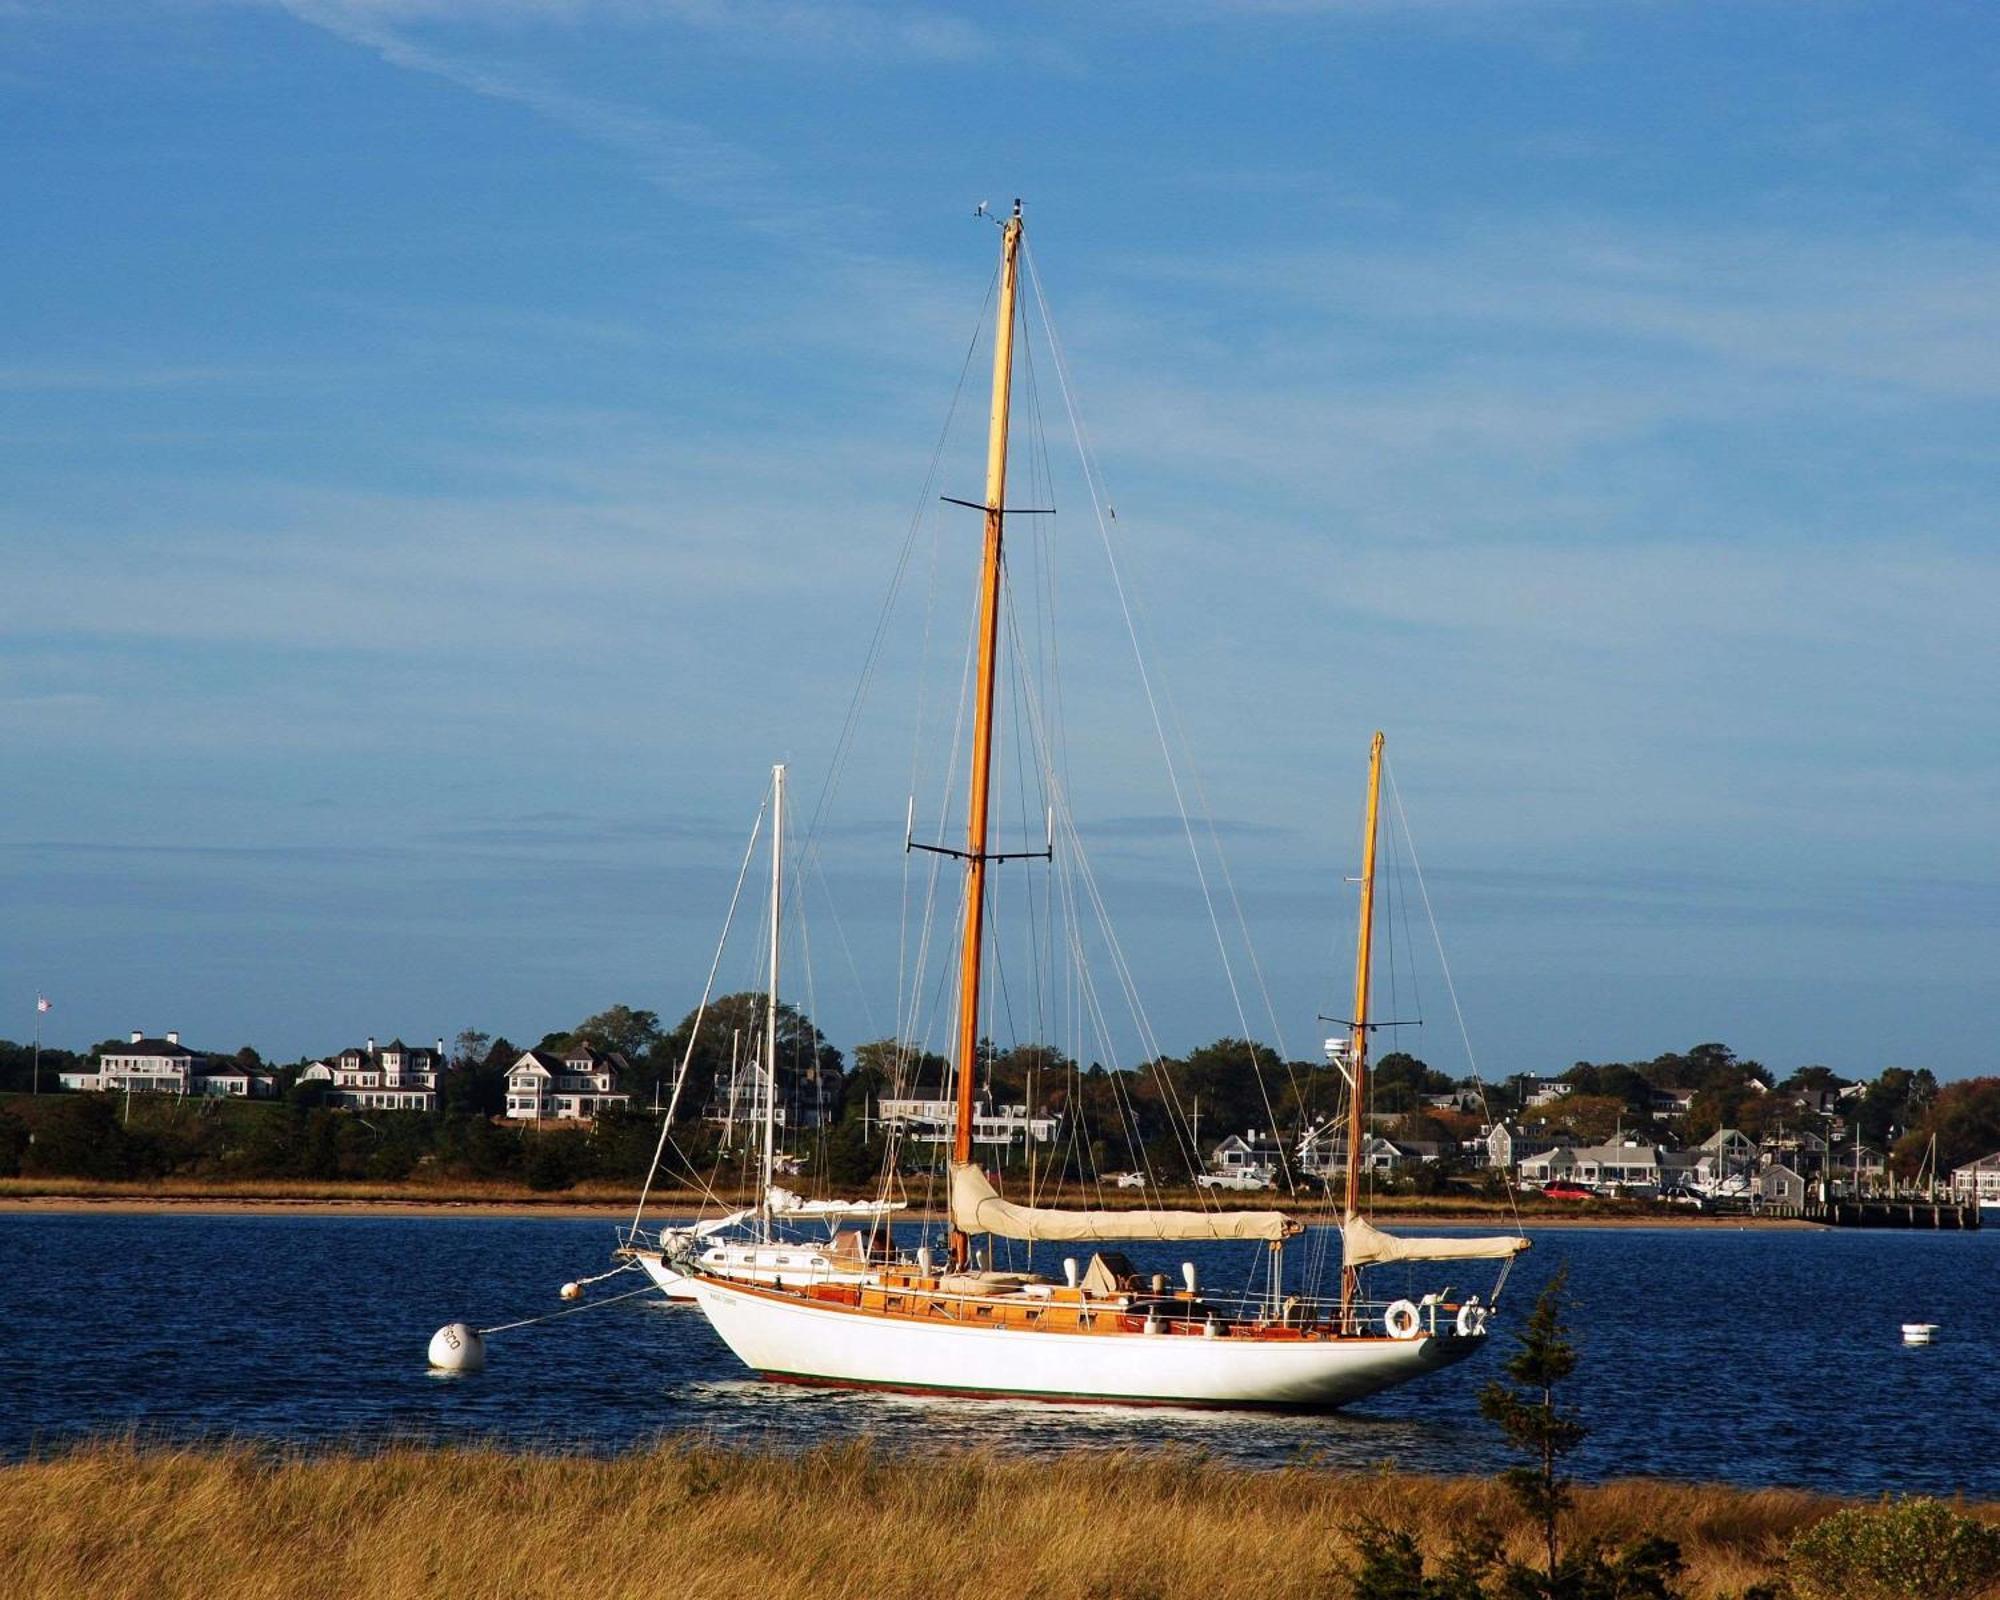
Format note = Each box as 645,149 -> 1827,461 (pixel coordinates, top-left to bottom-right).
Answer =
1196,1170 -> 1273,1192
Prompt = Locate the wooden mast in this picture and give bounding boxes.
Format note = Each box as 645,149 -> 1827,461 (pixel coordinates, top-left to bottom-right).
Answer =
948,200 -> 1024,1270
1340,731 -> 1385,1324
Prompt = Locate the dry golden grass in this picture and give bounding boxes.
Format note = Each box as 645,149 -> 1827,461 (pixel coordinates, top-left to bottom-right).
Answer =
0,1437 -> 1908,1600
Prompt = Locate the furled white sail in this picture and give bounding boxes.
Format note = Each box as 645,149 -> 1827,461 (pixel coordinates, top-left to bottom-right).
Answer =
1341,1212 -> 1529,1267
765,1186 -> 906,1219
951,1163 -> 1294,1243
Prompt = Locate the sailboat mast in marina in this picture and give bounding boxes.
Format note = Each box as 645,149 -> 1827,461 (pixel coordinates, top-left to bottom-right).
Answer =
681,202 -> 1530,1408
620,761 -> 904,1300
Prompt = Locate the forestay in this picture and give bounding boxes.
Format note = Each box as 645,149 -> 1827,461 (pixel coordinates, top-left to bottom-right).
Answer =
951,1163 -> 1296,1243
1340,1212 -> 1529,1267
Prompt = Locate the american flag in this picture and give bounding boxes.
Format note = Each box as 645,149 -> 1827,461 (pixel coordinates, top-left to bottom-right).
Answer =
35,995 -> 51,1014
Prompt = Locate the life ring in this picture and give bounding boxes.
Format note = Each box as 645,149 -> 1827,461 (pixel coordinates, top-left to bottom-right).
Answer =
1455,1301 -> 1488,1338
1383,1299 -> 1422,1340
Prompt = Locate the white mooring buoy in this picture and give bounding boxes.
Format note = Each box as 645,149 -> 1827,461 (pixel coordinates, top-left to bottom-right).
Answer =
560,1281 -> 583,1302
428,1321 -> 487,1372
1902,1322 -> 1939,1346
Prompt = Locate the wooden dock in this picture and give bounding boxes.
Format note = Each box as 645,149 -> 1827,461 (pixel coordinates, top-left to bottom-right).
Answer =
1785,1199 -> 1982,1229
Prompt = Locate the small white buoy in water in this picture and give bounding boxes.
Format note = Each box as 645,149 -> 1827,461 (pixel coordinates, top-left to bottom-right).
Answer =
560,1281 -> 583,1302
1902,1322 -> 1939,1346
428,1322 -> 487,1372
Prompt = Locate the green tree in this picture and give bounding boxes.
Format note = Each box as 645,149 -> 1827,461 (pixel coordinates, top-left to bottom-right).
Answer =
1481,1266 -> 1588,1576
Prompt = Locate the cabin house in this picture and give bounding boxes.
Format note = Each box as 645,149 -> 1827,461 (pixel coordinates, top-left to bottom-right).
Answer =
1755,1163 -> 1808,1209
1950,1153 -> 2000,1204
299,1037 -> 445,1112
506,1044 -> 632,1121
59,1032 -> 273,1098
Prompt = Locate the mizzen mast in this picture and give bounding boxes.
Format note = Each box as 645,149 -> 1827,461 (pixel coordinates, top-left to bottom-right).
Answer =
1340,730 -> 1386,1324
948,201 -> 1024,1270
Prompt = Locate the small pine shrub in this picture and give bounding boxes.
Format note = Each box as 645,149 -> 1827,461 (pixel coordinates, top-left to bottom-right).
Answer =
1786,1495 -> 2000,1600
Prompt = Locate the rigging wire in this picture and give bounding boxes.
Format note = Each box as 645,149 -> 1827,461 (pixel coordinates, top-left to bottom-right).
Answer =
1385,756 -> 1527,1245
1022,237 -> 1300,1194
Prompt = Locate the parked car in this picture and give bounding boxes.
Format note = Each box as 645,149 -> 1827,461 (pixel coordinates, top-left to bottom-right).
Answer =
1197,1171 -> 1272,1192
1109,1171 -> 1148,1189
1539,1179 -> 1596,1200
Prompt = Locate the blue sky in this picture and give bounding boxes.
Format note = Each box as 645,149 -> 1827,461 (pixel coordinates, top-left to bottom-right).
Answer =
3,1 -> 1996,1079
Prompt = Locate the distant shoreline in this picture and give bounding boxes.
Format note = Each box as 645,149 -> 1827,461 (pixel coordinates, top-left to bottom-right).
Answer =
0,1184 -> 1824,1227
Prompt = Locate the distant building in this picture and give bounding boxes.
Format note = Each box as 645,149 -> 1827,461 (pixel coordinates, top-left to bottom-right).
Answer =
1208,1131 -> 1284,1182
1520,1138 -> 1664,1195
1294,1128 -> 1408,1181
59,1031 -> 273,1098
1693,1128 -> 1759,1186
1950,1153 -> 2000,1205
299,1037 -> 446,1112
505,1044 -> 631,1121
1647,1087 -> 1697,1118
875,1096 -> 1057,1149
1756,1163 -> 1808,1209
706,1051 -> 845,1133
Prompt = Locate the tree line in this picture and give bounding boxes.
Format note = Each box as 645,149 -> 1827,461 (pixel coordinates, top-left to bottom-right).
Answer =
2,1010 -> 1995,1190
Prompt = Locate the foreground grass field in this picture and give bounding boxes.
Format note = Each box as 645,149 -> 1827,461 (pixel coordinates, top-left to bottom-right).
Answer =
0,1437 -> 1938,1600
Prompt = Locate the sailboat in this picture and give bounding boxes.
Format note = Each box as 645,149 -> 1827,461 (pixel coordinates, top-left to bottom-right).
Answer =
620,763 -> 903,1301
682,205 -> 1528,1407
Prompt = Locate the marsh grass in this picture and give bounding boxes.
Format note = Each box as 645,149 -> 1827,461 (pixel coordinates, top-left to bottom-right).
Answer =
0,1437 -> 1925,1600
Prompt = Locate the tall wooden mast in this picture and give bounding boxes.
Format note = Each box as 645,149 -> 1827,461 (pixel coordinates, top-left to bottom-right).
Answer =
1340,731 -> 1385,1322
948,200 -> 1023,1269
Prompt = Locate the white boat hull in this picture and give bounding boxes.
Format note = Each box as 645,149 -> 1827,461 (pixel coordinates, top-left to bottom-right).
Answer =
686,1277 -> 1485,1409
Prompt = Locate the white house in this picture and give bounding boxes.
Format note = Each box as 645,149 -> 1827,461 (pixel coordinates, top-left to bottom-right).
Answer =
60,1032 -> 273,1098
874,1096 -> 1057,1149
1293,1127 -> 1408,1181
1950,1152 -> 2000,1204
299,1037 -> 446,1112
1694,1128 -> 1759,1186
506,1044 -> 631,1121
1209,1131 -> 1284,1182
1521,1138 -> 1664,1195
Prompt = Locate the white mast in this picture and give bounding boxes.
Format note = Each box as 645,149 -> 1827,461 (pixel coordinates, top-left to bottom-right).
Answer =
761,762 -> 785,1237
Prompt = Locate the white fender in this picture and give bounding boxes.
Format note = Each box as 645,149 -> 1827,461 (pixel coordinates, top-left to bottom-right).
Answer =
1455,1301 -> 1488,1338
1383,1299 -> 1422,1340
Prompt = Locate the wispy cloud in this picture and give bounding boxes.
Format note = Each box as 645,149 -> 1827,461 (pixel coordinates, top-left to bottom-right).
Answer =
275,0 -> 793,220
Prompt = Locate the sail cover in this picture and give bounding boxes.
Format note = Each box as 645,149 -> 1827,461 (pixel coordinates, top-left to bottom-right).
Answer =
1341,1212 -> 1529,1267
951,1163 -> 1294,1243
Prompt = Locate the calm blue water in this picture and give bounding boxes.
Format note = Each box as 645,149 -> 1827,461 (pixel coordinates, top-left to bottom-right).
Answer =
2,1214 -> 1994,1494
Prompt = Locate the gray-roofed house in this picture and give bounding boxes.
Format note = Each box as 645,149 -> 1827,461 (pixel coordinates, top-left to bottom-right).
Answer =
507,1043 -> 632,1121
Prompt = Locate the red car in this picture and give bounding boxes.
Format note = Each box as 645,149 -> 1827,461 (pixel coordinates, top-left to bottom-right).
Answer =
1540,1180 -> 1596,1200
